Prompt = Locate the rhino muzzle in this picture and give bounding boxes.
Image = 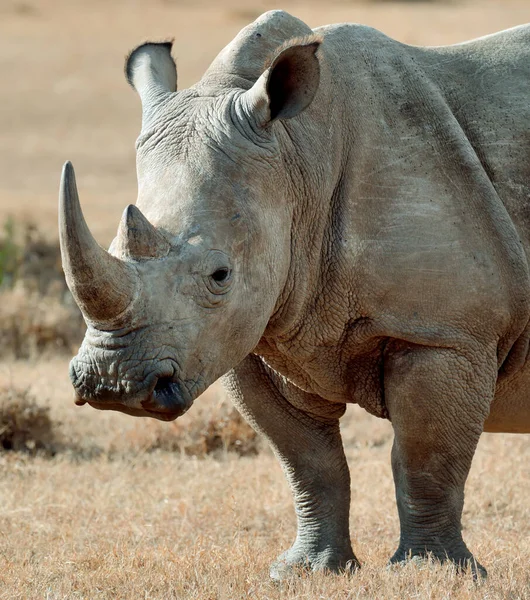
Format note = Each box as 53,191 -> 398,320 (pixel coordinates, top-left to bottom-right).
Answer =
70,362 -> 194,422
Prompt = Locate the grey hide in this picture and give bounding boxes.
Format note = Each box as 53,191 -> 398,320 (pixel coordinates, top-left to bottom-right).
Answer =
59,10 -> 530,579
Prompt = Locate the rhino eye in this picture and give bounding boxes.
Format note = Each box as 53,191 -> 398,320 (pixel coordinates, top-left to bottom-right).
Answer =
211,268 -> 230,283
203,251 -> 232,295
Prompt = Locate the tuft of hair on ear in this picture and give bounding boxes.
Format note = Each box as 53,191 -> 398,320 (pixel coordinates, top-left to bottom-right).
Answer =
124,39 -> 175,90
263,34 -> 323,71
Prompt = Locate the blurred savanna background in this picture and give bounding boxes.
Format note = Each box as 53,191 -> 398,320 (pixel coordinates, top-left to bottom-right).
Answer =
0,0 -> 529,598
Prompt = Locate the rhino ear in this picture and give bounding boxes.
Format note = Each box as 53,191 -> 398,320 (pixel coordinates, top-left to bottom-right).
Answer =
125,41 -> 177,127
243,36 -> 322,127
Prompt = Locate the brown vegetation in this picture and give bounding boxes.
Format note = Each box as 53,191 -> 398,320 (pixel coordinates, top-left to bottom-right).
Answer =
0,221 -> 84,359
122,398 -> 260,458
0,379 -> 258,462
0,384 -> 57,454
0,0 -> 529,598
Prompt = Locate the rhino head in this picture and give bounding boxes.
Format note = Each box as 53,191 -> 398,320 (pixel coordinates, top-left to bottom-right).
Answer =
59,29 -> 321,420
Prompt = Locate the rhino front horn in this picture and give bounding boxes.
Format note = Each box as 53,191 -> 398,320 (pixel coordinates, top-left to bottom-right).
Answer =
59,161 -> 137,323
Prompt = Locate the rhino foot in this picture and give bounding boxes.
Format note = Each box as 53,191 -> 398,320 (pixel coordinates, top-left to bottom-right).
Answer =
389,548 -> 487,580
270,545 -> 360,581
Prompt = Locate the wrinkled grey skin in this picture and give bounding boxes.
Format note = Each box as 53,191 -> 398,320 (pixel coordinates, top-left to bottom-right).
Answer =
60,11 -> 530,579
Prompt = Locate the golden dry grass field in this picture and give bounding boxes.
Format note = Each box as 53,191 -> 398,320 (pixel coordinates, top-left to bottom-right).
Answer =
0,0 -> 530,598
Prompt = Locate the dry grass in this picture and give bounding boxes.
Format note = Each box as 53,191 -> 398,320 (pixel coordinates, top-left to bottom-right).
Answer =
0,221 -> 84,359
0,288 -> 83,359
120,398 -> 260,458
0,0 -> 529,598
0,364 -> 527,599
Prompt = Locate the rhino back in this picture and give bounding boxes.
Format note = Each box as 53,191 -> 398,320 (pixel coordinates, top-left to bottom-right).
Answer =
423,26 -> 530,254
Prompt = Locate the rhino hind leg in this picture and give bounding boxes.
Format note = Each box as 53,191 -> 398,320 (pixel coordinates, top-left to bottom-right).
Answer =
223,354 -> 359,580
384,342 -> 496,579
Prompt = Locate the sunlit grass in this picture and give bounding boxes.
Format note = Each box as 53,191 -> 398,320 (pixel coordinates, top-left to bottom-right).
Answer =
0,361 -> 528,599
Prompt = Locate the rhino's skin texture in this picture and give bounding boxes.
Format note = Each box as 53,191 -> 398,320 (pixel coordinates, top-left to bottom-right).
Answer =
60,11 -> 530,578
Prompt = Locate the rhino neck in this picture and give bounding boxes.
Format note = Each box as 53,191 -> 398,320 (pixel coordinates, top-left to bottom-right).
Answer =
198,10 -> 313,91
263,69 -> 347,340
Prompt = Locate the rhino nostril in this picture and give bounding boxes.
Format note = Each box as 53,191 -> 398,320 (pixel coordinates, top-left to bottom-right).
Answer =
149,376 -> 194,416
154,376 -> 173,393
153,376 -> 180,408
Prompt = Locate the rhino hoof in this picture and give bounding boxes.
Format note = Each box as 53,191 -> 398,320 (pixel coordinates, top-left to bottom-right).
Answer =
388,552 -> 487,581
269,548 -> 360,581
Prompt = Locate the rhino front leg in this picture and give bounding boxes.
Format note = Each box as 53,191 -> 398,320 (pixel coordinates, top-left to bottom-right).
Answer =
384,343 -> 497,578
223,354 -> 359,580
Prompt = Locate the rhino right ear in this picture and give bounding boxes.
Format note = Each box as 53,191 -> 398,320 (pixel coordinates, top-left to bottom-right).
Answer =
239,35 -> 322,129
125,41 -> 177,128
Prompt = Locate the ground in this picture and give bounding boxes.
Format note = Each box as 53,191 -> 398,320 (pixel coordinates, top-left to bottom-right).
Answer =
0,1 -> 529,598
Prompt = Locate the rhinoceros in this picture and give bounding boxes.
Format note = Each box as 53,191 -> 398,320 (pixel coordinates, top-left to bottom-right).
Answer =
59,10 -> 530,578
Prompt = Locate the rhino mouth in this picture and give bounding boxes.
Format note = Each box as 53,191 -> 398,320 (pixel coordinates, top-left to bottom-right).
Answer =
73,375 -> 195,421
86,401 -> 181,421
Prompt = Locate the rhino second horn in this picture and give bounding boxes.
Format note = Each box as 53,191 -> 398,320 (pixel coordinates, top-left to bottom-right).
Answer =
115,205 -> 170,260
59,161 -> 137,322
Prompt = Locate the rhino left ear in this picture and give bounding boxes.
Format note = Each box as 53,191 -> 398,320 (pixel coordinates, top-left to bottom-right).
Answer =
241,36 -> 322,127
125,41 -> 177,129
